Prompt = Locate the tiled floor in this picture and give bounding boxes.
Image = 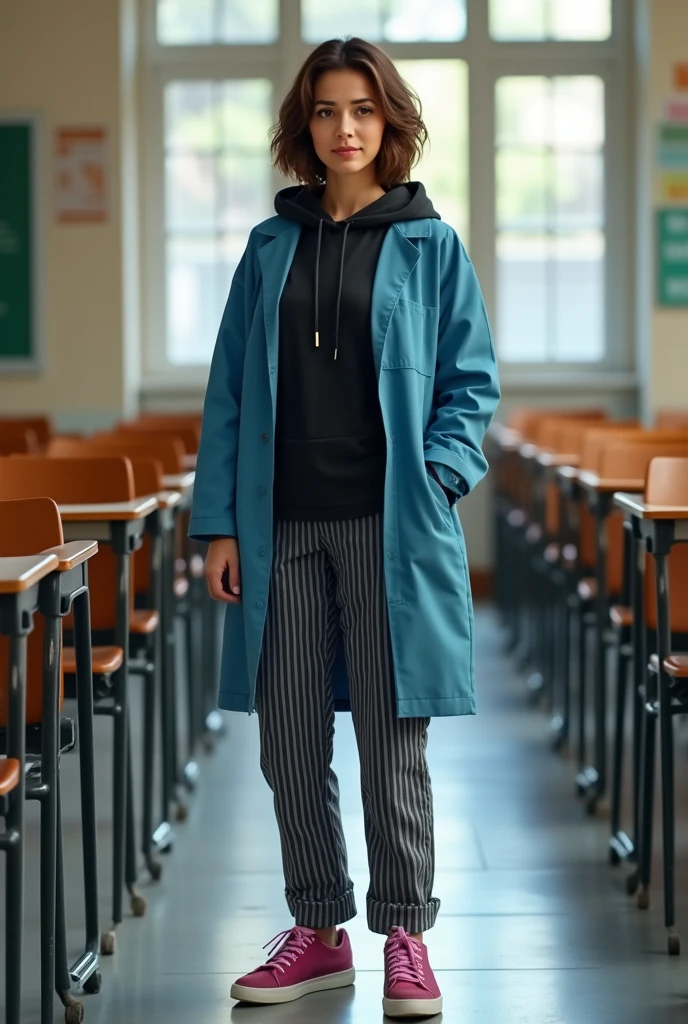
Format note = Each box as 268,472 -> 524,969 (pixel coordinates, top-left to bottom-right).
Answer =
4,606 -> 688,1022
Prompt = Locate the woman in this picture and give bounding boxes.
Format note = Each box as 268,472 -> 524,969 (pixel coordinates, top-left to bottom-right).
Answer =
189,36 -> 499,1019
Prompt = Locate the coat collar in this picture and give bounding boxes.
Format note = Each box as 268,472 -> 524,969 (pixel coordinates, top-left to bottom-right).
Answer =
254,214 -> 433,239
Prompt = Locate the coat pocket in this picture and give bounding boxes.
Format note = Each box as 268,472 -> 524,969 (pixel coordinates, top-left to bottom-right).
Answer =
425,467 -> 454,525
382,299 -> 439,376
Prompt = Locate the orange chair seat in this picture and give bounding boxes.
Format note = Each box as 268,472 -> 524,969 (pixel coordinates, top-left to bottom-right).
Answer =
577,577 -> 597,602
130,609 -> 159,634
0,758 -> 20,796
649,653 -> 688,679
610,605 -> 633,628
63,645 -> 124,676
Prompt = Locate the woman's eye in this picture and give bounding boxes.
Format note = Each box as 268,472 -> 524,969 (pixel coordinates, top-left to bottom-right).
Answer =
358,106 -> 372,115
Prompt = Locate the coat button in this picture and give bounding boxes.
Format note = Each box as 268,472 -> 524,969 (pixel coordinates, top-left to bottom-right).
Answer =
259,547 -> 266,556
256,600 -> 264,609
450,474 -> 459,485
261,433 -> 269,442
258,485 -> 266,496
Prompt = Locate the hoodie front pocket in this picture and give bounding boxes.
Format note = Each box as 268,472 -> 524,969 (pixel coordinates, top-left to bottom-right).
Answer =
382,299 -> 439,377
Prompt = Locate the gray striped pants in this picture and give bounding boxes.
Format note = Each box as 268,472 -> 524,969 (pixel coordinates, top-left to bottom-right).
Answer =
255,514 -> 440,935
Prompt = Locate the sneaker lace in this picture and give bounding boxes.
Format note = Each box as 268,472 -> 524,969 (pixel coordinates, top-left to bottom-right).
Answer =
386,929 -> 430,991
258,926 -> 316,976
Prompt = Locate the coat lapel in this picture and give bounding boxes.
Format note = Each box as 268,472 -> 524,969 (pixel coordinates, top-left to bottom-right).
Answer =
257,221 -> 302,416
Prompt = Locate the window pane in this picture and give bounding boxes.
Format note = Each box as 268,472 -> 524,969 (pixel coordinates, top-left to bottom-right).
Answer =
496,151 -> 548,231
164,79 -> 272,364
495,76 -> 605,362
490,0 -> 611,39
395,61 -> 468,242
553,234 -> 605,360
157,0 -> 278,44
302,0 -> 466,43
497,235 -> 548,361
553,154 -> 603,230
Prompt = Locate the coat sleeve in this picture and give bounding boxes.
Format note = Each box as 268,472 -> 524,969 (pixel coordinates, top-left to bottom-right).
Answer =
188,241 -> 250,542
423,226 -> 500,495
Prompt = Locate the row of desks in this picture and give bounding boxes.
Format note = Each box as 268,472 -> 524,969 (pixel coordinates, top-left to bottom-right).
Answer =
0,470 -> 195,1017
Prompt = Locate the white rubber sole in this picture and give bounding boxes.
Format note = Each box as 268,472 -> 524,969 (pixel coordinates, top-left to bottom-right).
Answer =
231,967 -> 355,1005
383,994 -> 443,1018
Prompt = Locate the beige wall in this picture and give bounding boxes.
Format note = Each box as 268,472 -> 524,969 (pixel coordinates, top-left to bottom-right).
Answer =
0,0 -> 135,429
640,0 -> 688,417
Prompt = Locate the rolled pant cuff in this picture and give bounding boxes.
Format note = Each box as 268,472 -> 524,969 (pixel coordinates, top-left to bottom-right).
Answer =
367,897 -> 441,935
288,887 -> 357,929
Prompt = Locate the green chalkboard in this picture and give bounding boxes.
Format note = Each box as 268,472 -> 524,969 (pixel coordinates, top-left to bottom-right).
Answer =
0,117 -> 42,370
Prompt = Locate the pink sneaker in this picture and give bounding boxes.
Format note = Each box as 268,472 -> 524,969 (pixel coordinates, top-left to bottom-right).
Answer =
383,927 -> 443,1018
230,926 -> 355,1005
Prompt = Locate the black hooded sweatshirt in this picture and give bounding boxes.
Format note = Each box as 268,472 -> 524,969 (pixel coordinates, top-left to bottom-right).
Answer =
273,181 -> 440,521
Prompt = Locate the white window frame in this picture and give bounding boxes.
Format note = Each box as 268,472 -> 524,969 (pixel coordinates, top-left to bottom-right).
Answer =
140,0 -> 634,391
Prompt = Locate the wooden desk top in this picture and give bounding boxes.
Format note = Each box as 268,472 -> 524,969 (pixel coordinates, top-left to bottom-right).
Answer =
156,490 -> 182,510
579,471 -> 645,494
613,492 -> 688,520
518,443 -> 539,460
537,452 -> 580,469
41,540 -> 98,571
58,497 -> 159,522
162,472 -> 195,491
0,554 -> 60,594
487,424 -> 522,451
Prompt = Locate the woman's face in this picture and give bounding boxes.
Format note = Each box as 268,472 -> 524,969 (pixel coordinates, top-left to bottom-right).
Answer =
309,68 -> 386,180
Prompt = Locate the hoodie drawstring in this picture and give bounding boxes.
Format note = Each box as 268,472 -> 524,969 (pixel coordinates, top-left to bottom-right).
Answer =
314,220 -> 323,349
333,222 -> 350,361
314,219 -> 350,361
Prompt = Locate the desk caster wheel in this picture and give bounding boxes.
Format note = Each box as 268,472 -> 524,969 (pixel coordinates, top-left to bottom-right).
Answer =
668,932 -> 680,955
626,870 -> 639,895
147,856 -> 163,881
100,930 -> 116,956
83,971 -> 102,995
64,998 -> 85,1023
130,892 -> 147,917
636,887 -> 650,910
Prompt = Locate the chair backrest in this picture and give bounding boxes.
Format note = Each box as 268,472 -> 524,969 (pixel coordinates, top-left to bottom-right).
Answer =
579,428 -> 688,475
114,422 -> 200,455
645,456 -> 688,506
41,443 -> 164,596
655,410 -> 688,431
597,441 -> 688,596
0,497 -> 64,726
73,434 -> 185,474
536,415 -> 608,453
0,426 -> 40,455
643,456 -> 688,633
0,456 -> 135,630
598,439 -> 688,482
0,416 -> 51,449
501,407 -> 606,440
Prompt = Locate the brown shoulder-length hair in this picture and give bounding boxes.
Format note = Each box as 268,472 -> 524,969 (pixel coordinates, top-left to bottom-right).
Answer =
269,37 -> 428,190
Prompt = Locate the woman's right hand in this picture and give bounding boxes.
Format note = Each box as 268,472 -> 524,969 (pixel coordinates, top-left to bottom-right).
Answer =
205,537 -> 241,604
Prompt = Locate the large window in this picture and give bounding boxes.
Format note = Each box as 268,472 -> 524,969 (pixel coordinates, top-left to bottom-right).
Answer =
143,0 -> 629,379
495,76 -> 605,362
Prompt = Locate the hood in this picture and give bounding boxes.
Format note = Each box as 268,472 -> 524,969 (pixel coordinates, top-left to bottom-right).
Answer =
274,182 -> 440,360
274,180 -> 440,227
